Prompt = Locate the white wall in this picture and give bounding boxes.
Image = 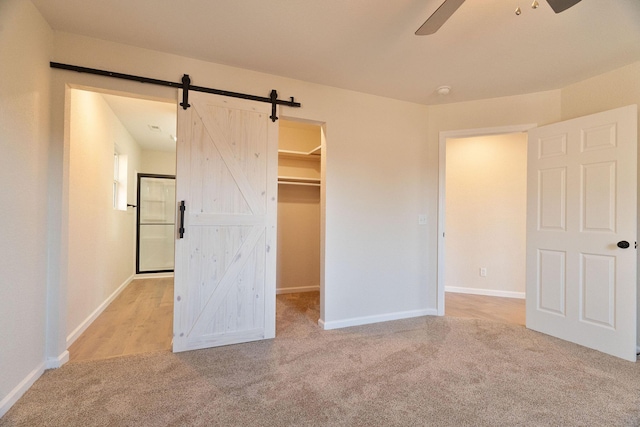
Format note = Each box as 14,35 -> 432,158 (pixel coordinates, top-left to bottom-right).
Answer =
66,89 -> 141,344
279,121 -> 321,152
140,149 -> 176,175
278,157 -> 321,180
560,62 -> 640,122
445,133 -> 527,298
0,0 -> 52,416
277,186 -> 321,293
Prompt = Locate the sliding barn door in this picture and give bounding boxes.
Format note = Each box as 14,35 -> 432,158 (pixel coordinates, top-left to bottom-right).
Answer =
526,105 -> 637,361
173,91 -> 278,353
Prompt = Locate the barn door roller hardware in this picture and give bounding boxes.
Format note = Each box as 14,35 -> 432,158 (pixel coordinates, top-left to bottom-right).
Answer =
50,62 -> 301,122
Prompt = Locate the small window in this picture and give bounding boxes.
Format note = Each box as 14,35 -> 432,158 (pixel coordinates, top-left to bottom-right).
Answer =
113,150 -> 128,211
113,152 -> 120,209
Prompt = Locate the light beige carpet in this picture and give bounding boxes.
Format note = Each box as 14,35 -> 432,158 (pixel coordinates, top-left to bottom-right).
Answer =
2,293 -> 640,426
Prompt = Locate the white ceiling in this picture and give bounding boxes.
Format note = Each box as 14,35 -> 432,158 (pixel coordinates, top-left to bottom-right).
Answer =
33,0 -> 640,105
101,93 -> 177,152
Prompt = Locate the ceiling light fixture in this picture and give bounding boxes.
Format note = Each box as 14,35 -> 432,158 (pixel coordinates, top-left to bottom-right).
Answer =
516,1 -> 539,15
436,86 -> 451,96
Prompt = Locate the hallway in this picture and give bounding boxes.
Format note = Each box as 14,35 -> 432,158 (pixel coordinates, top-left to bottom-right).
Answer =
445,292 -> 525,326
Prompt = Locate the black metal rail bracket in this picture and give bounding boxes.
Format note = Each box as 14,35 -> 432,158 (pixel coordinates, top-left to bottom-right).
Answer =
180,74 -> 191,110
269,90 -> 278,122
50,62 -> 301,121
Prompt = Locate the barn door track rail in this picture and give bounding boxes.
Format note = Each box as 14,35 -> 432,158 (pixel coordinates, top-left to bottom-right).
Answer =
50,62 -> 301,122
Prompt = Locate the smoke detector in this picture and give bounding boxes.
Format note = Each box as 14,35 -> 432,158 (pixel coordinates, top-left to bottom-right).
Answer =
436,86 -> 451,96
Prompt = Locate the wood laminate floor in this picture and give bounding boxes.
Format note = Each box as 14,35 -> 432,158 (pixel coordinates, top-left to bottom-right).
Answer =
445,292 -> 526,326
69,277 -> 174,362
69,280 -> 524,362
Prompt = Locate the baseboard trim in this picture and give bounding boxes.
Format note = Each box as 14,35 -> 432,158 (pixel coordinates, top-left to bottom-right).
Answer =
0,361 -> 45,418
446,286 -> 525,299
66,273 -> 135,347
135,272 -> 174,279
45,350 -> 69,369
276,286 -> 319,295
319,308 -> 437,330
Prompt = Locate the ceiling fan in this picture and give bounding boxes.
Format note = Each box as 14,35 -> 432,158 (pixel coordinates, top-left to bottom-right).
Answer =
416,0 -> 582,35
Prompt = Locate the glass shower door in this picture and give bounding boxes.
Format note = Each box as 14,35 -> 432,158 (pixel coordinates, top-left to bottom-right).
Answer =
136,174 -> 176,273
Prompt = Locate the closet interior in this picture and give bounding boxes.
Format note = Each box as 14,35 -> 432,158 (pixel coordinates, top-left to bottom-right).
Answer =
277,119 -> 322,295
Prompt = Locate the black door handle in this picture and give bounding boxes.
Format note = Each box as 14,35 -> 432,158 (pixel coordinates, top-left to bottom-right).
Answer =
617,240 -> 630,249
178,201 -> 185,238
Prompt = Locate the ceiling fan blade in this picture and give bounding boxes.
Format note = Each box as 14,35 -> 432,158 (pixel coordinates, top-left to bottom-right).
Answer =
415,0 -> 466,36
545,0 -> 582,13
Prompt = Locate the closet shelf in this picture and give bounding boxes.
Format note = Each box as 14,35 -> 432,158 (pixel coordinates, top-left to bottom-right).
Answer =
278,146 -> 321,160
278,181 -> 320,187
308,145 -> 321,155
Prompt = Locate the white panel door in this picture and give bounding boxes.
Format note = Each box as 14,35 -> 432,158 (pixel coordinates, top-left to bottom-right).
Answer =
173,91 -> 278,353
526,105 -> 637,361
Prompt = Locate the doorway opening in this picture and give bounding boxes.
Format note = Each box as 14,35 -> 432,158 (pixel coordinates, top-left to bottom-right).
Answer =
437,125 -> 535,325
275,118 -> 325,335
65,89 -> 327,359
136,173 -> 176,274
65,87 -> 177,362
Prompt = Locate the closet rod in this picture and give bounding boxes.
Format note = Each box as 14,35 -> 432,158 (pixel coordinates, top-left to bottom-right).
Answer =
277,181 -> 321,187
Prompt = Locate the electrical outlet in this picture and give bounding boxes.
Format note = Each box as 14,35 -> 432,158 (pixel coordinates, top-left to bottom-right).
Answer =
480,267 -> 487,277
418,214 -> 427,225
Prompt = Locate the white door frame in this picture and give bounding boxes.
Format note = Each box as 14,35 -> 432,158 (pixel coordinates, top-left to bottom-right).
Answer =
436,123 -> 537,315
